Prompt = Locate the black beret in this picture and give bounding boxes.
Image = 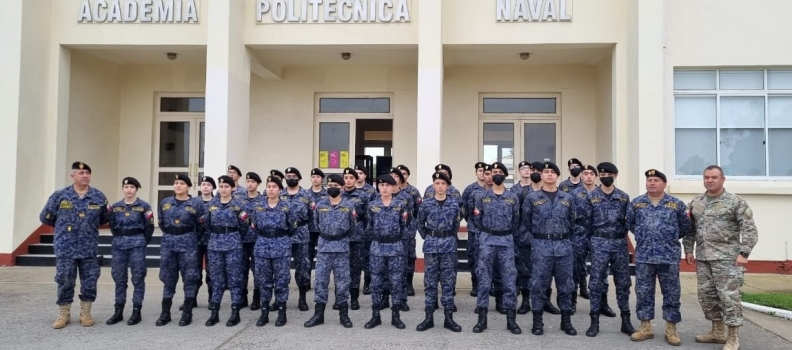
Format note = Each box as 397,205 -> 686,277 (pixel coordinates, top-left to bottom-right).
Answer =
174,173 -> 192,187
568,158 -> 583,168
269,169 -> 285,180
434,164 -> 453,179
542,162 -> 561,176
396,164 -> 411,175
531,162 -> 544,171
645,169 -> 667,182
376,174 -> 397,186
342,167 -> 359,179
217,175 -> 234,187
200,176 -> 217,189
266,175 -> 284,189
597,162 -> 618,175
310,168 -> 325,178
490,162 -> 509,177
389,167 -> 405,183
432,172 -> 451,185
474,162 -> 488,170
582,165 -> 599,176
72,161 -> 91,173
483,164 -> 492,171
327,174 -> 344,186
122,177 -> 141,189
518,161 -> 530,169
227,165 -> 241,176
354,165 -> 368,175
284,167 -> 302,180
246,172 -> 262,184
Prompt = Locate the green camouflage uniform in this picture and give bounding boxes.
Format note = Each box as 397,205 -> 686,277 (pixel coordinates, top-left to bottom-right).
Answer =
684,190 -> 758,327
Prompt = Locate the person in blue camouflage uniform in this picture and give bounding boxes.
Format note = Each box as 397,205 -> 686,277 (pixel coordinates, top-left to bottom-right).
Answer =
237,172 -> 262,310
627,169 -> 691,346
307,168 -> 327,291
204,175 -> 250,327
184,176 -> 215,310
364,175 -> 409,330
354,165 -> 377,295
341,167 -> 369,310
576,163 -> 635,337
156,174 -> 204,327
41,161 -> 110,329
228,165 -> 247,199
522,161 -> 578,336
471,162 -> 522,335
387,167 -> 416,312
423,164 -> 463,202
251,175 -> 296,327
461,162 -> 488,297
281,167 -> 313,312
396,165 -> 422,299
416,172 -> 463,332
106,177 -> 155,326
304,174 -> 355,328
559,158 -> 583,193
509,161 -> 535,315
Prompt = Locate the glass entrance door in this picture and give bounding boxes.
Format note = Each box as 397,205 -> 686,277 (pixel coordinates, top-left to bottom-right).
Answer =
153,118 -> 205,206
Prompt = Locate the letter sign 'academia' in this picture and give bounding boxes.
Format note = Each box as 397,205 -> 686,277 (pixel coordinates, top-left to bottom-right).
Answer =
496,0 -> 572,22
256,0 -> 411,23
78,0 -> 200,23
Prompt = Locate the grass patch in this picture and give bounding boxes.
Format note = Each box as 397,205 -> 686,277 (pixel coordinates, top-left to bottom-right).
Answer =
742,293 -> 792,311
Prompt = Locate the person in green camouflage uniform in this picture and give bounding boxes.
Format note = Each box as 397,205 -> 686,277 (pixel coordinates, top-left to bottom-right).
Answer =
684,165 -> 758,350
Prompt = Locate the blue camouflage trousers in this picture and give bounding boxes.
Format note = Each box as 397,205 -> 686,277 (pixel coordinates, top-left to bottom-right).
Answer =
292,243 -> 311,289
589,237 -> 631,313
208,249 -> 243,305
531,249 -> 574,312
314,252 -> 350,305
476,244 -> 517,309
197,244 -> 211,296
635,263 -> 681,323
467,232 -> 478,283
515,246 -> 532,291
371,255 -> 405,309
111,246 -> 147,305
55,257 -> 100,305
362,239 -> 372,286
160,249 -> 200,300
255,256 -> 291,305
573,238 -> 589,289
349,242 -> 365,292
241,242 -> 255,296
424,253 -> 456,310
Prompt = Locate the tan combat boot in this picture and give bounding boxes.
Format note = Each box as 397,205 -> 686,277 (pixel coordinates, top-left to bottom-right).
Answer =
723,326 -> 740,350
53,304 -> 71,329
665,321 -> 682,346
79,301 -> 94,327
696,320 -> 727,344
630,320 -> 654,341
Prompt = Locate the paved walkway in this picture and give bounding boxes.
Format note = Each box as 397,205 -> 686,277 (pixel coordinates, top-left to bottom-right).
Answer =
0,267 -> 790,350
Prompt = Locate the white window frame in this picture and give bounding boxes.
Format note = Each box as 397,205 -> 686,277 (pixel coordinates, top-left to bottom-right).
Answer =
673,68 -> 792,180
313,93 -> 394,173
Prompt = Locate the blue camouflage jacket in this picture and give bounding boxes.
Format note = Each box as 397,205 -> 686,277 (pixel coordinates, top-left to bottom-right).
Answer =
520,189 -> 576,256
576,186 -> 629,240
472,189 -> 520,247
341,188 -> 369,242
238,193 -> 263,243
314,198 -> 356,253
250,198 -> 295,259
159,196 -> 204,252
307,187 -> 328,233
627,193 -> 692,264
109,198 -> 155,249
204,197 -> 249,252
367,196 -> 408,257
281,187 -> 312,244
418,196 -> 461,254
40,186 -> 110,259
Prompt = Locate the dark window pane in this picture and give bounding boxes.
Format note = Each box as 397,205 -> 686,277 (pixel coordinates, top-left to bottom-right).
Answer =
157,190 -> 174,207
523,123 -> 556,163
158,172 -> 189,186
160,97 -> 205,112
675,129 -> 716,175
319,98 -> 390,113
482,123 -> 514,171
720,128 -> 766,176
483,98 -> 556,114
318,122 -> 350,168
158,122 -> 190,167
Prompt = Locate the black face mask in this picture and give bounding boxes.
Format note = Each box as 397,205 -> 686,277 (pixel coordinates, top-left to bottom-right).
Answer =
570,168 -> 582,177
530,173 -> 542,183
327,187 -> 341,198
286,179 -> 299,187
600,177 -> 614,187
492,174 -> 506,186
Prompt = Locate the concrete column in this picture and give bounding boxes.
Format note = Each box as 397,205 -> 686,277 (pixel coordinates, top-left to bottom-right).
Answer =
204,0 -> 250,179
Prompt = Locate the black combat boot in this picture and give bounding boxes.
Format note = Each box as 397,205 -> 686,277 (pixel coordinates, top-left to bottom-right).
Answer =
206,286 -> 213,306
472,307 -> 488,333
332,301 -> 340,310
443,309 -> 462,332
517,289 -> 531,314
391,307 -> 405,329
507,308 -> 522,335
106,304 -> 124,325
226,303 -> 241,327
363,280 -> 372,295
179,298 -> 194,326
339,303 -> 353,328
155,298 -> 172,326
586,312 -> 600,337
179,298 -> 198,311
304,303 -> 325,327
275,302 -> 287,327
600,293 -> 616,318
531,310 -> 544,335
379,292 -> 390,311
255,306 -> 269,327
571,291 -> 578,314
250,289 -> 261,311
298,286 -> 309,311
469,277 -> 478,297
495,291 -> 507,314
620,311 -> 636,335
416,308 -> 434,331
350,289 -> 360,310
399,299 -> 410,312
579,276 -> 590,299
560,310 -> 577,336
205,303 -> 220,327
127,304 -> 142,325
364,309 -> 381,329
406,273 -> 416,297
543,289 -> 561,315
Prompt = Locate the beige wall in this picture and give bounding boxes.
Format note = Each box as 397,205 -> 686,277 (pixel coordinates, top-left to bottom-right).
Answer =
595,52 -> 613,163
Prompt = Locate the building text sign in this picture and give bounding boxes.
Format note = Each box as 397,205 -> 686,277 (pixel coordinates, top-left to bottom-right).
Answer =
255,0 -> 411,23
78,0 -> 199,23
496,0 -> 572,22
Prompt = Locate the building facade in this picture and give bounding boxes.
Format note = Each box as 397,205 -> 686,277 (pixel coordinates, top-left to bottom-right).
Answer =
1,0 -> 791,272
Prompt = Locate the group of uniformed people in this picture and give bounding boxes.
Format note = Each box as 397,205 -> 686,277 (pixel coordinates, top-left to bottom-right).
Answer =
42,159 -> 757,349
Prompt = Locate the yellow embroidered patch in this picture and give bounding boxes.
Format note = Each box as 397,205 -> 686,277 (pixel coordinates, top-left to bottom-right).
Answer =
319,208 -> 331,212
634,203 -> 648,209
559,200 -> 570,207
162,203 -> 172,211
208,205 -> 218,211
87,205 -> 101,210
664,202 -> 678,210
340,207 -> 350,213
371,206 -> 382,213
504,198 -> 515,205
59,200 -> 72,209
482,198 -> 492,203
590,198 -> 601,204
185,207 -> 197,214
113,207 -> 125,213
533,199 -> 547,206
132,206 -> 145,212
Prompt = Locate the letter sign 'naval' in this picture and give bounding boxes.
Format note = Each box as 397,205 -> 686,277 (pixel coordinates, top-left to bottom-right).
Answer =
496,0 -> 573,22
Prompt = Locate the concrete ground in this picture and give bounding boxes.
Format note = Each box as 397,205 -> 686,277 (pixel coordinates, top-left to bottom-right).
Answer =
1,267 -> 790,350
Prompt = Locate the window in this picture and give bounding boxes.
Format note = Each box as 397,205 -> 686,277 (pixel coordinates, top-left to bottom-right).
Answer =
482,97 -> 557,114
674,69 -> 792,177
159,97 -> 205,112
319,98 -> 391,113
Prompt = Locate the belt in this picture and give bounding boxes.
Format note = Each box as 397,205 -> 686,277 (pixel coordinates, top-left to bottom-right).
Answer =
426,230 -> 454,238
297,219 -> 309,227
113,229 -> 144,237
163,227 -> 196,235
257,229 -> 289,238
592,231 -> 627,239
374,236 -> 402,244
533,233 -> 571,240
211,226 -> 239,234
482,229 -> 512,237
320,233 -> 347,241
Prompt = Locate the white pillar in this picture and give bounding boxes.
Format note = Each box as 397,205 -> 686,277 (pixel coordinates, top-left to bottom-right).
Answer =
204,0 -> 250,179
